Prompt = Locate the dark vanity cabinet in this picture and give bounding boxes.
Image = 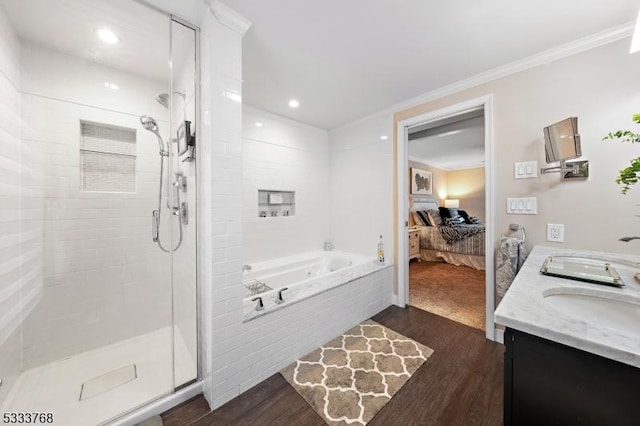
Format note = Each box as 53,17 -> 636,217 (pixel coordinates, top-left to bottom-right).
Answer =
504,328 -> 640,426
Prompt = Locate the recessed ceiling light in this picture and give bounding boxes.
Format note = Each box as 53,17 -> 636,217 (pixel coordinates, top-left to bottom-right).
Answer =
96,28 -> 119,44
380,135 -> 388,140
288,99 -> 300,108
255,122 -> 263,127
104,82 -> 119,91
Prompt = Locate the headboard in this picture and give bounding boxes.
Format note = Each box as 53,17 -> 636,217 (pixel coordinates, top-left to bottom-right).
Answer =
410,197 -> 439,212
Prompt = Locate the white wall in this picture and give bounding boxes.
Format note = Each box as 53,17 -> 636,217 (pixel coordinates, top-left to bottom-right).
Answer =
328,111 -> 394,258
242,106 -> 329,262
446,167 -> 485,223
394,39 -> 640,257
18,41 -> 173,368
0,5 -> 25,405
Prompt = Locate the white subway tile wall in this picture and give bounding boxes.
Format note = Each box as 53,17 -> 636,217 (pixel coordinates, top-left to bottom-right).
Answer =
0,5 -> 23,405
242,106 -> 330,263
328,111 -> 394,259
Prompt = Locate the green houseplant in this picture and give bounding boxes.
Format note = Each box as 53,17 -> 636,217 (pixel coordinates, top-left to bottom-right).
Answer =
603,113 -> 640,194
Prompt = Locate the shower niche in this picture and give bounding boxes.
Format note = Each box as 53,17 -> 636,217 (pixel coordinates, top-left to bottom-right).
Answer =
258,189 -> 295,217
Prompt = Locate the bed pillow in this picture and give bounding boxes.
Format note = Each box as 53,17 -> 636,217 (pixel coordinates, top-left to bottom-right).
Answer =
426,209 -> 443,227
411,211 -> 425,226
444,216 -> 465,227
469,216 -> 482,225
458,209 -> 472,224
439,206 -> 463,219
416,210 -> 432,226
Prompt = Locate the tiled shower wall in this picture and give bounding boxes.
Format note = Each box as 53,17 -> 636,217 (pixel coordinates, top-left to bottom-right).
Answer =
18,41 -> 174,368
0,6 -> 26,405
242,106 -> 330,262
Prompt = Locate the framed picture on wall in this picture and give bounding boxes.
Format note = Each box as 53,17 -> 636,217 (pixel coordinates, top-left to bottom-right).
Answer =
411,167 -> 432,195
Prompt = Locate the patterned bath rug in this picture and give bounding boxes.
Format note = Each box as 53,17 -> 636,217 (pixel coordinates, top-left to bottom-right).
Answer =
280,319 -> 434,425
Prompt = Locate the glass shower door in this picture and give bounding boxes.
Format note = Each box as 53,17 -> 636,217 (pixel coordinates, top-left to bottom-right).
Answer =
0,1 -> 198,424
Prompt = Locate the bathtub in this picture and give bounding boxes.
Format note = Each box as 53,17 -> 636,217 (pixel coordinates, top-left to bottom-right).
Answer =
242,250 -> 388,321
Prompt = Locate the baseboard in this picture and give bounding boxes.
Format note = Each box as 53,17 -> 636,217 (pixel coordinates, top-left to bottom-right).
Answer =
391,293 -> 400,307
494,327 -> 504,344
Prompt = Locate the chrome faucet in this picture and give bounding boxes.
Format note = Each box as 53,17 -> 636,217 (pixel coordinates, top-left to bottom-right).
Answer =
323,240 -> 333,251
242,264 -> 252,272
251,296 -> 264,311
275,287 -> 289,304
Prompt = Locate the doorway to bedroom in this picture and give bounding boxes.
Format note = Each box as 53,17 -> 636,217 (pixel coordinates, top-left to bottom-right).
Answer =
407,107 -> 486,330
395,95 -> 495,339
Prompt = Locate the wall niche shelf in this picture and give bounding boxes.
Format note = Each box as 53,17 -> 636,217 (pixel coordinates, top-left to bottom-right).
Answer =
258,190 -> 295,217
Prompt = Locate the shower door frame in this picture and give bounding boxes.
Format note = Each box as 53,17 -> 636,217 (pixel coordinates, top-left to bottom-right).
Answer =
110,10 -> 203,426
169,13 -> 201,391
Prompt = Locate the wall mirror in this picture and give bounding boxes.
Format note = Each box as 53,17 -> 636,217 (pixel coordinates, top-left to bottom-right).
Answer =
544,117 -> 581,163
541,117 -> 589,179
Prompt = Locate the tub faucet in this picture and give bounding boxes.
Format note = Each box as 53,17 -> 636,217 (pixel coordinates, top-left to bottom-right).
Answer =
275,287 -> 289,305
242,264 -> 252,272
251,296 -> 264,311
619,236 -> 640,242
323,240 -> 333,251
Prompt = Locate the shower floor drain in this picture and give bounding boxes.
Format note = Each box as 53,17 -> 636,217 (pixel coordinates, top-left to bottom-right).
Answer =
79,364 -> 137,401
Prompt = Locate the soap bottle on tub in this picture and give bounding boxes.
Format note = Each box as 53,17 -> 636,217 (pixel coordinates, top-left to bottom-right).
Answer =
377,235 -> 385,264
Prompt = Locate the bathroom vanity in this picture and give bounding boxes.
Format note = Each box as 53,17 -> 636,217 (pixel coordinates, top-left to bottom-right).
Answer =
495,246 -> 640,426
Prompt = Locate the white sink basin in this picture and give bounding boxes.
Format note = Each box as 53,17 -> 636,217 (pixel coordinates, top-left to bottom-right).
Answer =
543,287 -> 640,339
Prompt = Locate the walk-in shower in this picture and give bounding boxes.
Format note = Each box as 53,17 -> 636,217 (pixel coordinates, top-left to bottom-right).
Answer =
0,0 -> 199,424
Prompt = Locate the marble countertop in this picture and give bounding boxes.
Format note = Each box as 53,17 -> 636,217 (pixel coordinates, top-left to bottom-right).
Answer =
494,245 -> 640,368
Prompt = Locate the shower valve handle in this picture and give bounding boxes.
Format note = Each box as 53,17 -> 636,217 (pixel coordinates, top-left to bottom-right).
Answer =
152,210 -> 160,242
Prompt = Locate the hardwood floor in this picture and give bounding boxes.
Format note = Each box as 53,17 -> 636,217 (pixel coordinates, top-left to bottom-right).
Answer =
160,305 -> 504,426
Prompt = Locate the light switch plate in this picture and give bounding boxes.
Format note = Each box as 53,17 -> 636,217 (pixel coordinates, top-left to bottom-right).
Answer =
514,161 -> 538,179
507,197 -> 537,214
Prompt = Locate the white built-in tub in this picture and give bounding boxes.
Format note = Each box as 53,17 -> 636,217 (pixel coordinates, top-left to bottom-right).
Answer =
242,250 -> 388,321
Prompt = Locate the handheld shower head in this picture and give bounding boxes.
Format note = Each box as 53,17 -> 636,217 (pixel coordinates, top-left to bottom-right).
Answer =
140,115 -> 158,132
140,115 -> 166,155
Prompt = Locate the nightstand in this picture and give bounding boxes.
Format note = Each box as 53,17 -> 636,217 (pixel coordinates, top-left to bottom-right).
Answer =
408,228 -> 420,261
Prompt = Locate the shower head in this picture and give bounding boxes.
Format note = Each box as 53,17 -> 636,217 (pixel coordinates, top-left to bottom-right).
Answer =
140,115 -> 166,155
140,115 -> 158,132
156,93 -> 169,108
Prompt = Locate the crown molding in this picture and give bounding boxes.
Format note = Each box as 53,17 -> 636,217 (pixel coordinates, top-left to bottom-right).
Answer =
209,0 -> 252,36
333,22 -> 635,132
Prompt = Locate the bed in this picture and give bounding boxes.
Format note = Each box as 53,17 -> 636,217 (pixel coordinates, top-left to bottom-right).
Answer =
409,199 -> 485,270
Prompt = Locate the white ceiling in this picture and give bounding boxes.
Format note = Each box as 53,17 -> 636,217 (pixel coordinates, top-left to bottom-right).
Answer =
225,0 -> 638,130
1,0 -> 170,82
408,110 -> 485,170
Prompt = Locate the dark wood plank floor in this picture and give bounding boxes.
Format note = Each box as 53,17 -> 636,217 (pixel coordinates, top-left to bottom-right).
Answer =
161,305 -> 504,426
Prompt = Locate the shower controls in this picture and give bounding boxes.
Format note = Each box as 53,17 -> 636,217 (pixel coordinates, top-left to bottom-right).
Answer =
178,202 -> 189,225
174,173 -> 187,192
152,210 -> 160,242
275,288 -> 289,305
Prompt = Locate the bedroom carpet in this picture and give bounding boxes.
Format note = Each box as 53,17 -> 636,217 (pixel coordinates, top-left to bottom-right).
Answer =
409,261 -> 485,330
280,320 -> 433,425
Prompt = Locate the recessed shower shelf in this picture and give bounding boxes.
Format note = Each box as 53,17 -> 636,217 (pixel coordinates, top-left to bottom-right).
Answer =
258,189 -> 295,217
